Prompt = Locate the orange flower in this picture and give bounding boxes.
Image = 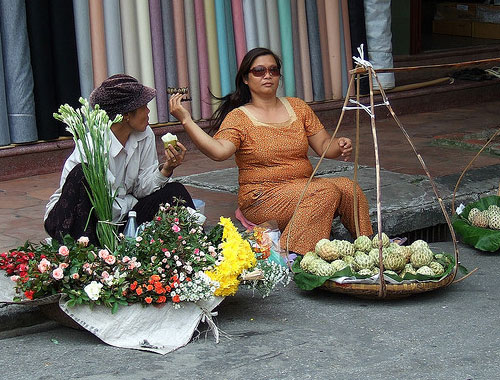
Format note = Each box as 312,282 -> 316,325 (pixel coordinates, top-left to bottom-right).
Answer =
130,281 -> 138,291
136,287 -> 143,295
145,297 -> 153,304
157,296 -> 166,303
172,294 -> 180,303
150,274 -> 161,282
155,287 -> 165,294
146,284 -> 153,291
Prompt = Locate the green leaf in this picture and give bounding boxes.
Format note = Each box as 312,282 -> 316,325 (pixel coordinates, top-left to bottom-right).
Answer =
292,257 -> 333,290
111,302 -> 119,314
452,195 -> 500,252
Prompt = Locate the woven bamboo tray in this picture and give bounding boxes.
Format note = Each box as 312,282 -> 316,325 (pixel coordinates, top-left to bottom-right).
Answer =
319,272 -> 455,299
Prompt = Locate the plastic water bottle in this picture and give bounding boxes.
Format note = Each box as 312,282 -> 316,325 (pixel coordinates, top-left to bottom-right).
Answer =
123,211 -> 138,238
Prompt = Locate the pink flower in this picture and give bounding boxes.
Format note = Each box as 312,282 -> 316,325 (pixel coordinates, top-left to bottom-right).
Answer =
104,255 -> 116,265
59,263 -> 69,269
122,256 -> 131,263
98,249 -> 109,259
83,263 -> 92,274
172,224 -> 181,233
194,248 -> 200,255
178,236 -> 183,240
52,267 -> 64,280
38,258 -> 51,273
58,246 -> 69,256
77,236 -> 89,247
71,273 -> 80,280
10,275 -> 19,282
101,271 -> 110,279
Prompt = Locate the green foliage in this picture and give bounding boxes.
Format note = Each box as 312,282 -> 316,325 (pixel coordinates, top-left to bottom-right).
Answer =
452,195 -> 500,252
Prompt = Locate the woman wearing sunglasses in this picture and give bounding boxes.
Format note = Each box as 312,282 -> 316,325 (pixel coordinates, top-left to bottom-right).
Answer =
169,47 -> 373,255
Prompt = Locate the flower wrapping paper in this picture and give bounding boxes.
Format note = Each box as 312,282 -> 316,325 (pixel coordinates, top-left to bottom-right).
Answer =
1,274 -> 224,354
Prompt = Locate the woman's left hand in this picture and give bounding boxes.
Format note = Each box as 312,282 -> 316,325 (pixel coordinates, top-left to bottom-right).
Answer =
160,141 -> 187,177
338,137 -> 352,161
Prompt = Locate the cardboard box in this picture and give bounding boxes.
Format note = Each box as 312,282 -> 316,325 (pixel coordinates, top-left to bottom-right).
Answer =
472,21 -> 500,39
435,3 -> 477,20
433,19 -> 472,37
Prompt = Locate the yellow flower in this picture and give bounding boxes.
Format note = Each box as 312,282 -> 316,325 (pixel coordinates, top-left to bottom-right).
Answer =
206,217 -> 257,296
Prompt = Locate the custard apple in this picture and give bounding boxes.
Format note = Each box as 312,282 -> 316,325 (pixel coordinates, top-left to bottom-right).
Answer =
410,247 -> 434,268
429,261 -> 445,276
416,265 -> 434,276
315,239 -> 341,262
372,233 -> 390,248
353,235 -> 372,252
383,251 -> 406,271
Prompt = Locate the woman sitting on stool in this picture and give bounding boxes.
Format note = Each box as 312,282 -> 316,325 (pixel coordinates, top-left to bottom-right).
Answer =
44,74 -> 195,245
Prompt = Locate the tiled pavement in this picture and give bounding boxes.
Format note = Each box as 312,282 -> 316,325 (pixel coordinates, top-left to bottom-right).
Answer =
1,100 -> 499,252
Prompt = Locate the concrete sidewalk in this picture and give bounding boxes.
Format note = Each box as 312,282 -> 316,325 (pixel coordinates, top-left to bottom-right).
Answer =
0,241 -> 498,380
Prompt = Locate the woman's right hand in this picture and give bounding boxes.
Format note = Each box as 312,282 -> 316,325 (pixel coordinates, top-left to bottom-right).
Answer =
169,93 -> 192,125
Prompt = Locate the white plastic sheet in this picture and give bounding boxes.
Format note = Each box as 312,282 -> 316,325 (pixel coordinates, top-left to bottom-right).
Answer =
0,274 -> 224,355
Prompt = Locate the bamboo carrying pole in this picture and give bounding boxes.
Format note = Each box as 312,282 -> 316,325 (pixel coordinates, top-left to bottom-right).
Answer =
285,51 -> 494,296
451,127 -> 500,215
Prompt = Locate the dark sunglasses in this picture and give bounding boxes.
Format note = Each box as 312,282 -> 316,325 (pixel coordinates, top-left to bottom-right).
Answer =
248,65 -> 281,77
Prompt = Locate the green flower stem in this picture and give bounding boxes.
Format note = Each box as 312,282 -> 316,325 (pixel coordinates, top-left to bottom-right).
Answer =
54,98 -> 122,251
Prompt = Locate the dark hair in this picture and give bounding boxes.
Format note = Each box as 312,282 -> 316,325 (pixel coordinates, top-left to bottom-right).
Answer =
209,47 -> 282,132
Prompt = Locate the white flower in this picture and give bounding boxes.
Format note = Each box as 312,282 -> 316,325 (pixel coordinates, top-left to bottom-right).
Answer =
84,281 -> 103,301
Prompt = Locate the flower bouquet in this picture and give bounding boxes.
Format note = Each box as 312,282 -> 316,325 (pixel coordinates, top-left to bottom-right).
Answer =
0,201 -> 290,353
1,200 -> 290,311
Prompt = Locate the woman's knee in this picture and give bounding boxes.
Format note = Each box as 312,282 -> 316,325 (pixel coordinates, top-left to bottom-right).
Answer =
160,182 -> 194,206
